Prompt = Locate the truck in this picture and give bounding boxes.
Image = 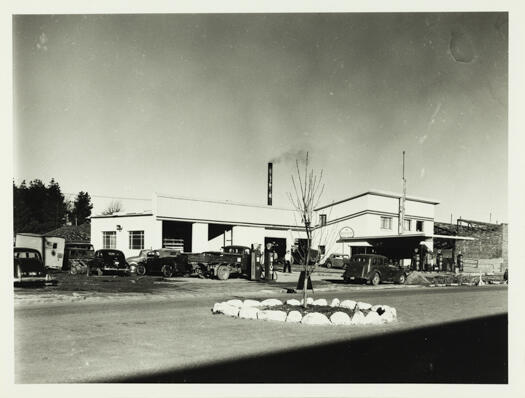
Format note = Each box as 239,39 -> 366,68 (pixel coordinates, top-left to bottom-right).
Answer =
15,233 -> 66,270
177,245 -> 259,280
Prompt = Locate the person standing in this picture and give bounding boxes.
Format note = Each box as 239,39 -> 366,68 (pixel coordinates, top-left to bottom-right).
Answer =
411,248 -> 420,271
283,250 -> 292,273
436,250 -> 443,272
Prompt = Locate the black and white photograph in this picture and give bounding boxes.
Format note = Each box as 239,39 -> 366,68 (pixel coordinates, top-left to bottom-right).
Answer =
3,1 -> 525,396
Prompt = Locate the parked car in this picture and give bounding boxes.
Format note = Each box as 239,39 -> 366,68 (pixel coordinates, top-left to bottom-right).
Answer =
126,249 -> 153,274
87,249 -> 130,276
63,242 -> 95,274
320,253 -> 350,268
343,254 -> 408,286
137,248 -> 188,277
14,247 -> 56,286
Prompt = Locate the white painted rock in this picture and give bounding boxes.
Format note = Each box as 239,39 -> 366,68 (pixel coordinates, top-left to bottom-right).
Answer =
301,297 -> 315,305
357,302 -> 372,311
330,311 -> 351,325
330,298 -> 340,307
222,304 -> 240,317
258,310 -> 287,322
371,304 -> 385,312
312,298 -> 328,306
383,305 -> 397,318
243,299 -> 261,307
260,299 -> 283,307
286,299 -> 301,306
239,306 -> 259,319
301,312 -> 331,325
226,299 -> 244,308
212,302 -> 225,314
380,310 -> 395,323
286,310 -> 303,323
363,311 -> 382,325
340,300 -> 357,309
350,310 -> 365,325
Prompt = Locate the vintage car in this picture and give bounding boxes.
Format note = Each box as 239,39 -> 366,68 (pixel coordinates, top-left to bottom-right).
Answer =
64,242 -> 95,274
320,253 -> 350,268
343,254 -> 408,285
87,249 -> 130,276
136,248 -> 188,277
126,249 -> 153,274
14,247 -> 56,286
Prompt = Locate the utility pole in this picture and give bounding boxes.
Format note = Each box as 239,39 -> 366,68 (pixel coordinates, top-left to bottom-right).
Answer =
399,151 -> 406,234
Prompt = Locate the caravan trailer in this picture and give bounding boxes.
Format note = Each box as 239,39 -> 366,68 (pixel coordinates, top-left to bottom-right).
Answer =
15,233 -> 66,270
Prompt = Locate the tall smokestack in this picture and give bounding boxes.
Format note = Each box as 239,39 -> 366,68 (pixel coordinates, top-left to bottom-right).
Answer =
267,162 -> 273,206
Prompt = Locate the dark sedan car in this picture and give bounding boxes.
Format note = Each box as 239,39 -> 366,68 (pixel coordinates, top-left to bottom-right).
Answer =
343,254 -> 408,286
88,249 -> 130,276
14,247 -> 56,286
136,249 -> 187,277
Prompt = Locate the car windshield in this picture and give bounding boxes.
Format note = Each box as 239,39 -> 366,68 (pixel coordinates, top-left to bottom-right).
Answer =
15,251 -> 41,260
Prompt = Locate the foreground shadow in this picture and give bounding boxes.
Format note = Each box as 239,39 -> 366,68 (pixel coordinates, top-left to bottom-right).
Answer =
109,313 -> 507,384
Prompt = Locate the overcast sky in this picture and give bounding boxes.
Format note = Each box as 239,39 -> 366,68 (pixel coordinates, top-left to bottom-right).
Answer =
13,13 -> 508,222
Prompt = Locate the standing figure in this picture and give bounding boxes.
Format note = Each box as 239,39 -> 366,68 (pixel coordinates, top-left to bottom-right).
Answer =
283,250 -> 292,273
436,250 -> 443,272
457,251 -> 464,273
411,248 -> 420,271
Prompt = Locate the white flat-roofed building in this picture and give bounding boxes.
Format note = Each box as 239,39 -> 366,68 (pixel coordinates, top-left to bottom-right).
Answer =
90,189 -> 444,261
90,193 -> 305,258
312,190 -> 440,260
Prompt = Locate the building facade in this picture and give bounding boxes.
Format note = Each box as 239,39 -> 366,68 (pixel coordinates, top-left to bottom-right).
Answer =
90,189 -> 442,261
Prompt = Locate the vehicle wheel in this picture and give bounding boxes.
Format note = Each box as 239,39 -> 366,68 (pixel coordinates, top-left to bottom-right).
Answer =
217,265 -> 230,280
136,264 -> 147,276
396,273 -> 407,285
161,264 -> 173,278
371,272 -> 381,286
97,268 -> 104,276
326,261 -> 332,269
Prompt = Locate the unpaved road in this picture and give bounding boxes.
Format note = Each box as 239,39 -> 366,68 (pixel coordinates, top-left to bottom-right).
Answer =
15,285 -> 507,383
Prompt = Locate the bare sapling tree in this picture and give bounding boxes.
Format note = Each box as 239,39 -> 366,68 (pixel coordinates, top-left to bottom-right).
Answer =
102,200 -> 123,215
287,152 -> 325,308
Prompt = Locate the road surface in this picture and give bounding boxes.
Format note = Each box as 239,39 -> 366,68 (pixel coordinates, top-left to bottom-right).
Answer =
15,285 -> 507,383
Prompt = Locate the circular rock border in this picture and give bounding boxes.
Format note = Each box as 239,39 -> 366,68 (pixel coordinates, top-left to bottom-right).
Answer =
212,298 -> 397,326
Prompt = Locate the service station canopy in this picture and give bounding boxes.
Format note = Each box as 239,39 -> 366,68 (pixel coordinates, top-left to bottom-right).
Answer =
336,233 -> 476,258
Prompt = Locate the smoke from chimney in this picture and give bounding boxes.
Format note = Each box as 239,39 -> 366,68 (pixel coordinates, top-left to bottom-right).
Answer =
267,163 -> 273,206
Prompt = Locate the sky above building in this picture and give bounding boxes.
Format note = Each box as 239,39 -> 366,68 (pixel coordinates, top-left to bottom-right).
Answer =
13,12 -> 508,222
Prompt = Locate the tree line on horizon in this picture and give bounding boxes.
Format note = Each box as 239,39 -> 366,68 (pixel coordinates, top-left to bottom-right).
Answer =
13,179 -> 93,235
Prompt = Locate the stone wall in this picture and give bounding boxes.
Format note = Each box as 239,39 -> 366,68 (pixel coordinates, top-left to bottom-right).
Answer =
434,220 -> 508,272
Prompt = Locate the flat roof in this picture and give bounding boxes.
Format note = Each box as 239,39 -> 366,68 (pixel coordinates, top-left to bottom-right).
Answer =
316,189 -> 440,211
91,211 -> 153,219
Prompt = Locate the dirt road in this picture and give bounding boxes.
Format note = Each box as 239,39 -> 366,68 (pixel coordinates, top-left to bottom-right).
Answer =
15,285 -> 507,383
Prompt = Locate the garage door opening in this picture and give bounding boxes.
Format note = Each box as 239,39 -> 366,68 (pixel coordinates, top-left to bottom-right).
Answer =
162,221 -> 193,252
208,224 -> 233,248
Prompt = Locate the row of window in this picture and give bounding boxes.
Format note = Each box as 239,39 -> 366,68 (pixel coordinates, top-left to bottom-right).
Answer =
380,216 -> 424,232
320,213 -> 425,232
102,231 -> 144,249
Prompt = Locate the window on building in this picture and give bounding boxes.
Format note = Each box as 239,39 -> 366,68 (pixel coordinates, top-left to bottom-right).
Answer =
404,219 -> 411,231
129,231 -> 144,250
319,214 -> 327,226
102,231 -> 116,249
416,220 -> 424,232
319,245 -> 326,255
380,216 -> 392,230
